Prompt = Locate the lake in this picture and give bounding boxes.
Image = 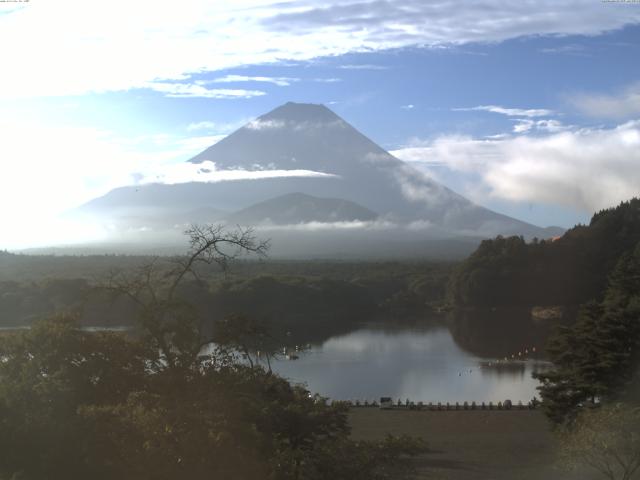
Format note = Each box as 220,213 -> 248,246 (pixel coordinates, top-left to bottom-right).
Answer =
270,324 -> 549,403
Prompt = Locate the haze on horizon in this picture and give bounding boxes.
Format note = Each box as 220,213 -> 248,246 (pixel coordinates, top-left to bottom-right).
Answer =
1,0 -> 639,250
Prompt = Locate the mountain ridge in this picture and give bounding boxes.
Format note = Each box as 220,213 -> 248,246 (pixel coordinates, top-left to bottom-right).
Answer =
77,102 -> 564,255
226,192 -> 378,225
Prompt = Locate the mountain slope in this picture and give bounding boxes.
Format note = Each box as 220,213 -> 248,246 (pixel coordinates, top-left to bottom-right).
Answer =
79,102 -> 562,249
227,193 -> 378,225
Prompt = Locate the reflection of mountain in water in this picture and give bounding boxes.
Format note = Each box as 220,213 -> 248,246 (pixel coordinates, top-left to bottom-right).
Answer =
447,307 -> 565,359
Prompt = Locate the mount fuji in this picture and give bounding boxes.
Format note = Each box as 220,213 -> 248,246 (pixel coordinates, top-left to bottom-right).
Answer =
78,102 -> 562,258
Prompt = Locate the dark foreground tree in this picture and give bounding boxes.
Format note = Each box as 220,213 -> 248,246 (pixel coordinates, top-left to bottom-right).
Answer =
0,225 -> 426,480
535,242 -> 640,426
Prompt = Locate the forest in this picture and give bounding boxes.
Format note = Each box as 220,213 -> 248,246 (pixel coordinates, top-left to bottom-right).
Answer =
447,198 -> 640,309
1,201 -> 639,479
0,226 -> 431,480
0,252 -> 451,346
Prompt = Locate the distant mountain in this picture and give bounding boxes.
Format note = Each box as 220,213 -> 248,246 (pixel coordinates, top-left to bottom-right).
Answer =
227,193 -> 378,225
77,102 -> 564,256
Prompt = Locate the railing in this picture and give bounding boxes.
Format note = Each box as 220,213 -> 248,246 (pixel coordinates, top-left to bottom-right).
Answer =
333,399 -> 540,410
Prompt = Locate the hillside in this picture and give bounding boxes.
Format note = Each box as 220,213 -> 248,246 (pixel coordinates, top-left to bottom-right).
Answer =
226,192 -> 378,225
447,198 -> 640,308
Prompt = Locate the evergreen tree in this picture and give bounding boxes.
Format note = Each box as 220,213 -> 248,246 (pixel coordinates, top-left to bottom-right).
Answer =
535,242 -> 640,426
448,198 -> 640,308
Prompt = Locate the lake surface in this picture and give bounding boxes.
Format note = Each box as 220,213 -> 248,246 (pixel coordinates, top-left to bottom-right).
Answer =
270,325 -> 549,403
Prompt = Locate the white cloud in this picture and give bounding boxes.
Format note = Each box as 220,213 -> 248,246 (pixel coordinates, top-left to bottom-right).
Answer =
246,118 -> 347,131
401,104 -> 415,110
186,121 -> 220,132
186,120 -> 247,133
535,119 -> 568,133
570,83 -> 640,119
392,162 -> 454,208
246,119 -> 287,130
338,64 -> 389,70
513,118 -> 568,134
539,43 -> 588,56
1,0 -> 638,97
313,78 -> 342,83
146,82 -> 266,99
391,121 -> 640,213
255,218 -> 440,232
454,105 -> 555,118
258,219 -> 395,232
513,119 -> 534,133
0,120 -> 232,247
209,74 -> 338,86
209,74 -> 299,86
0,116 -> 344,248
174,135 -> 228,153
139,160 -> 337,185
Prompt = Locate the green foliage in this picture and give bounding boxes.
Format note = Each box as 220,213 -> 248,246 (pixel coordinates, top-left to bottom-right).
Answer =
0,316 -> 427,480
448,198 -> 640,308
0,262 -> 452,339
0,226 -> 428,479
0,316 -> 153,479
535,242 -> 640,426
447,235 -> 531,306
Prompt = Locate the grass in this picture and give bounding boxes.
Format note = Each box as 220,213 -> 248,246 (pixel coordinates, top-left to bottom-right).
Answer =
349,409 -> 594,480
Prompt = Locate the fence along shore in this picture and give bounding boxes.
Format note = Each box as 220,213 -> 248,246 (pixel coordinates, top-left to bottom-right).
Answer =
333,398 -> 541,411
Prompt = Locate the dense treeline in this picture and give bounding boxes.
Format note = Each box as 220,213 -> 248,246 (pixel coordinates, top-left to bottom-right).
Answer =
0,251 -> 451,284
0,262 -> 451,343
447,198 -> 640,308
203,270 -> 448,342
535,241 -> 640,425
0,226 -> 427,480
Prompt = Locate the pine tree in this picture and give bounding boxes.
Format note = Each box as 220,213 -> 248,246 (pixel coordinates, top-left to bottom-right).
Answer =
535,242 -> 640,426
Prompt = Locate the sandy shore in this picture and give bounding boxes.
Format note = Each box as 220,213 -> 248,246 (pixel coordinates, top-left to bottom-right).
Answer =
349,409 -> 596,480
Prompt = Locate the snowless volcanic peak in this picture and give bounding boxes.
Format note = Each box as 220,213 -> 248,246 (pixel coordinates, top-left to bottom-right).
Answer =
187,101 -> 392,174
79,102 -> 564,244
185,102 -> 484,224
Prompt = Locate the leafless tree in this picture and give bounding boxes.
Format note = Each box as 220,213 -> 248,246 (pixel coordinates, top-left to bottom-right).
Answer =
101,224 -> 269,369
559,403 -> 640,480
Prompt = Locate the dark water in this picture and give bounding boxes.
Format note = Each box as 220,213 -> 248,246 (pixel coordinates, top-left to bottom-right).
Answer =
271,323 -> 550,403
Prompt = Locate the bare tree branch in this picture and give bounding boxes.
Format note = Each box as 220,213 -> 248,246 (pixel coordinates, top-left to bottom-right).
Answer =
95,224 -> 269,370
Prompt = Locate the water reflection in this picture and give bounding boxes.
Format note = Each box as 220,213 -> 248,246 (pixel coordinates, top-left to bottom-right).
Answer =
447,308 -> 556,359
271,324 -> 547,403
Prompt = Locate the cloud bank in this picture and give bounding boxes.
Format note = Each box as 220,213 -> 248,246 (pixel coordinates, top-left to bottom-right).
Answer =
454,105 -> 555,118
570,83 -> 640,119
210,75 -> 299,87
146,82 -> 266,99
1,0 -> 639,97
392,121 -> 640,213
138,161 -> 338,185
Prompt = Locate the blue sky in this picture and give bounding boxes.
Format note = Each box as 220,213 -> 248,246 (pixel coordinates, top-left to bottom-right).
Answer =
1,0 -> 639,247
